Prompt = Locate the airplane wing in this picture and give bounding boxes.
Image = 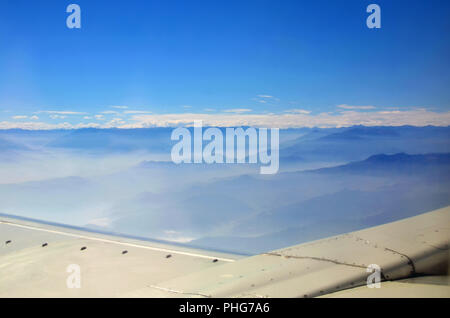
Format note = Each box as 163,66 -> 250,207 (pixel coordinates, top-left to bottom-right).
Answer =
1,206 -> 449,298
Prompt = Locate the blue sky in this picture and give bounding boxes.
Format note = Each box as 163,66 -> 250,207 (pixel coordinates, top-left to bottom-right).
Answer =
0,0 -> 449,129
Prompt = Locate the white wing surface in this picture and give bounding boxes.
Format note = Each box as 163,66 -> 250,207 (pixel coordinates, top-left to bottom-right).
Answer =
1,206 -> 449,297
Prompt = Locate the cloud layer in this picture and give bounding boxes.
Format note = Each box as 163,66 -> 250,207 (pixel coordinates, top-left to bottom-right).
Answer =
1,108 -> 449,130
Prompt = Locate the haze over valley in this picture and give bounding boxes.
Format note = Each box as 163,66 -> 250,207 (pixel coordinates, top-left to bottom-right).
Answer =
0,125 -> 449,254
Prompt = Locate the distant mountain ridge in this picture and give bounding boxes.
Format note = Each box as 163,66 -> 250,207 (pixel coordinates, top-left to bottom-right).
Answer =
280,125 -> 450,164
313,153 -> 450,176
189,152 -> 450,253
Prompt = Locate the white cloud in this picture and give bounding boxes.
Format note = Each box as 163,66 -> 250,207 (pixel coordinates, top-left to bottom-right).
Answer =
121,108 -> 450,128
29,115 -> 39,120
87,217 -> 112,227
285,109 -> 311,114
123,110 -> 152,114
12,115 -> 28,119
50,115 -> 67,119
253,94 -> 279,104
0,121 -> 101,130
1,108 -> 449,130
337,104 -> 376,110
160,230 -> 194,243
101,110 -> 119,115
39,110 -> 87,115
223,108 -> 252,113
95,114 -> 105,120
110,106 -> 128,109
107,118 -> 125,126
378,110 -> 401,114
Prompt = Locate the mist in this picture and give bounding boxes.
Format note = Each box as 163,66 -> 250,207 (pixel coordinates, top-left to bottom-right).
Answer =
0,126 -> 449,254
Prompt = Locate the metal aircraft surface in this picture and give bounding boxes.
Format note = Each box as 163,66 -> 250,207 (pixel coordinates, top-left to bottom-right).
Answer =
0,206 -> 449,297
